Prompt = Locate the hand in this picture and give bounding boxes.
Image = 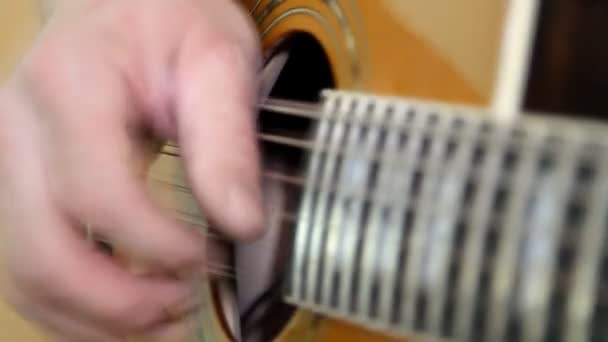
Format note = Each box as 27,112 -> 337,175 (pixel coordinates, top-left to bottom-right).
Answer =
0,0 -> 264,340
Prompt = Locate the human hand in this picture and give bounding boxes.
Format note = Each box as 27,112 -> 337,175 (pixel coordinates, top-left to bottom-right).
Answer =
0,0 -> 263,340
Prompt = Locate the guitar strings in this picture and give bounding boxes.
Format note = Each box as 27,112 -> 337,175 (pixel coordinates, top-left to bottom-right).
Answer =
258,98 -> 323,120
150,174 -> 596,295
148,174 -> 608,303
148,179 -> 608,303
153,100 -> 534,282
150,98 -> 608,299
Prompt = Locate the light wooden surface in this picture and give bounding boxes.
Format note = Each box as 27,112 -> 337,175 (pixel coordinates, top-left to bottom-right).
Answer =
0,1 -> 46,340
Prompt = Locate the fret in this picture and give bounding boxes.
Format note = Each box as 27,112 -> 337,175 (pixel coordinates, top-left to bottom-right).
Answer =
337,98 -> 389,314
454,121 -> 509,341
424,115 -> 480,337
305,95 -> 350,303
400,109 -> 452,330
356,102 -> 417,324
318,94 -> 369,307
368,103 -> 413,326
289,93 -> 339,302
522,136 -> 581,342
486,128 -> 546,342
565,153 -> 608,342
282,90 -> 608,342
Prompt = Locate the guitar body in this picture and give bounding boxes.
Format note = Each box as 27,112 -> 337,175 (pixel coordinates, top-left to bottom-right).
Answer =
249,0 -> 505,104
2,1 -> 607,342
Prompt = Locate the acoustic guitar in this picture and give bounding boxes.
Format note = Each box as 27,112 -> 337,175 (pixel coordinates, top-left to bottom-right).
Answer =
2,0 -> 608,341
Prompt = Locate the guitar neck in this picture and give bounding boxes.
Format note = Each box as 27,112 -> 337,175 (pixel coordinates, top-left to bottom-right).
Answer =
278,89 -> 608,342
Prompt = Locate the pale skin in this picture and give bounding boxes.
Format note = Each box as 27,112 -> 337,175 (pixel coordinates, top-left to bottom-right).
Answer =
0,0 -> 264,341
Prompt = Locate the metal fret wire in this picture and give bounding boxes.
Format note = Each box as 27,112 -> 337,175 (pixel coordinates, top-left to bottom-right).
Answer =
305,95 -> 347,303
454,120 -> 508,341
288,96 -> 333,302
425,115 -> 479,336
364,102 -> 411,326
376,103 -> 420,324
338,97 -> 386,313
401,105 -> 452,330
522,132 -> 580,342
319,95 -> 365,307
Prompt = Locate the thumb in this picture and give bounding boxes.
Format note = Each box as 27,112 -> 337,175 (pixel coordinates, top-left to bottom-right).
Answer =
175,28 -> 265,240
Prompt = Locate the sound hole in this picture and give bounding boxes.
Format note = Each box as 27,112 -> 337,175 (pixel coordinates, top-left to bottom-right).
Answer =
235,32 -> 335,342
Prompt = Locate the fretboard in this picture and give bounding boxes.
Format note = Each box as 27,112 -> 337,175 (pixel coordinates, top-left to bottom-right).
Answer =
283,90 -> 608,342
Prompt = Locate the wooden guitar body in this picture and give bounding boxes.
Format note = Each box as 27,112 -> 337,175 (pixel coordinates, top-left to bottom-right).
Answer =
249,0 -> 505,104
2,1 -> 608,342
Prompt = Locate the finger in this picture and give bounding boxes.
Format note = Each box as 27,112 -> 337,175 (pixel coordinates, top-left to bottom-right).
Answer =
2,198 -> 135,341
0,87 -> 120,342
24,207 -> 201,334
28,45 -> 207,273
176,20 -> 265,241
